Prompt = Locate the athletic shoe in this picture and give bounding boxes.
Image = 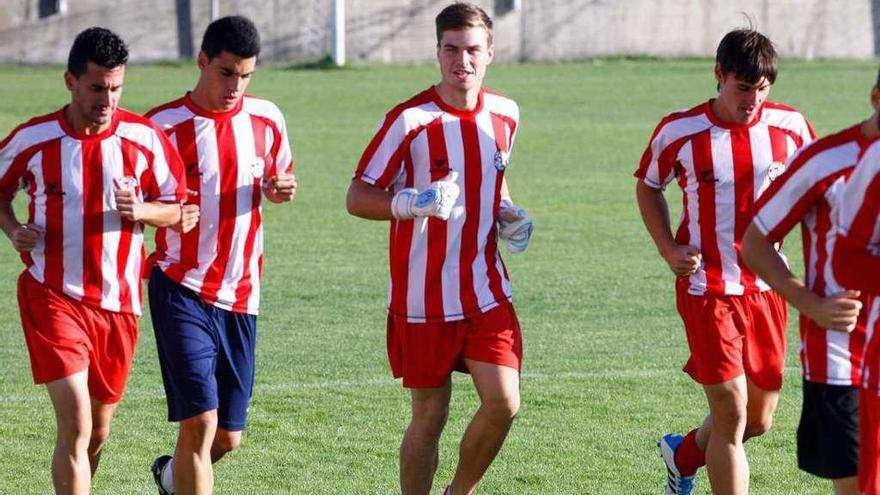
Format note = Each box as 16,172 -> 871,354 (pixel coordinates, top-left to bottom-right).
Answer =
151,455 -> 173,495
659,433 -> 695,495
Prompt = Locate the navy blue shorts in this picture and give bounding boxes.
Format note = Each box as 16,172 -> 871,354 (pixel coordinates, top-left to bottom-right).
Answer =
148,267 -> 257,431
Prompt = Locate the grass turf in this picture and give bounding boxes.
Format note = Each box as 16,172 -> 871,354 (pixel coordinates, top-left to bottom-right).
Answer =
0,58 -> 877,494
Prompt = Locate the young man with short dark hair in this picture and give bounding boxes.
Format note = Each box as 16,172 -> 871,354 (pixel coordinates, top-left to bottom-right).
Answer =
146,15 -> 297,495
0,27 -> 187,495
635,28 -> 815,495
347,3 -> 532,495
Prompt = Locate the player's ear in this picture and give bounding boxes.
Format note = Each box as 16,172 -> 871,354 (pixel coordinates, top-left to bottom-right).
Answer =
486,43 -> 494,65
871,85 -> 880,112
714,63 -> 723,84
197,51 -> 209,70
63,71 -> 75,91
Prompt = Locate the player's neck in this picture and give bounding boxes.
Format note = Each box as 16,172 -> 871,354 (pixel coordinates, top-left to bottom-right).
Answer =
63,105 -> 111,136
189,86 -> 229,114
861,114 -> 880,141
710,98 -> 758,126
434,83 -> 480,111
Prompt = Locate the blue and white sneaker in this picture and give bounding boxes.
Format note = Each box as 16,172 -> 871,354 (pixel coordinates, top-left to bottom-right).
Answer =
659,433 -> 695,495
151,455 -> 173,495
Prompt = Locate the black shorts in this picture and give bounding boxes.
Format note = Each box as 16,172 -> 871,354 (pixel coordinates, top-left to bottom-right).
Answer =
797,379 -> 859,479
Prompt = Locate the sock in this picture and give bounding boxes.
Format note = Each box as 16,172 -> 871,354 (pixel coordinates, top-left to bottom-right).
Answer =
161,457 -> 175,493
674,429 -> 705,476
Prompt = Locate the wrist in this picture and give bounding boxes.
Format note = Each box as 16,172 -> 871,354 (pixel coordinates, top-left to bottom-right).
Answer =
391,188 -> 417,220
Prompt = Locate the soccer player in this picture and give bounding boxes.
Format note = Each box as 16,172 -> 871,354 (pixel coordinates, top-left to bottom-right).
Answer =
145,15 -> 296,495
635,29 -> 814,495
741,76 -> 880,495
0,27 -> 187,495
346,4 -> 532,495
834,124 -> 880,495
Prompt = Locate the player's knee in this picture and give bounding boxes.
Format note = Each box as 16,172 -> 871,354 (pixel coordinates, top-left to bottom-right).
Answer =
56,412 -> 91,447
744,416 -> 773,439
410,404 -> 450,436
482,394 -> 520,422
179,411 -> 218,443
88,424 -> 111,454
711,403 -> 747,435
214,430 -> 242,455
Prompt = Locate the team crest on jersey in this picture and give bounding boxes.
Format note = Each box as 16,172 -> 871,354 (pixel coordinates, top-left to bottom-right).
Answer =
250,158 -> 265,179
494,150 -> 509,171
768,161 -> 785,182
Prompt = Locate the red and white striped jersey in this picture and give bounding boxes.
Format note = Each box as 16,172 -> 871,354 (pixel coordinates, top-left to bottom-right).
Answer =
146,94 -> 293,315
354,87 -> 518,323
636,100 -> 815,296
0,108 -> 186,315
836,139 -> 880,394
753,124 -> 871,386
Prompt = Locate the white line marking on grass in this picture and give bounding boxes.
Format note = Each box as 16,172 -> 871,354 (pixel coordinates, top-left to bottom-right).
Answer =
0,366 -> 806,403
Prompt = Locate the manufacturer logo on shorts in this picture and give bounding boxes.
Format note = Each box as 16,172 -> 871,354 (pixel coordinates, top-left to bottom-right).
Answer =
250,158 -> 265,179
768,161 -> 785,182
494,150 -> 508,171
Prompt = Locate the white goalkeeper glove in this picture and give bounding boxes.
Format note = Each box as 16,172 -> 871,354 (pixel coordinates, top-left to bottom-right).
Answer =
498,199 -> 532,253
391,171 -> 460,220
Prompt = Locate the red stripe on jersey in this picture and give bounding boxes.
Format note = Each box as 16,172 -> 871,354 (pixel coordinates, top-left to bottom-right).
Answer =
232,116 -> 266,312
389,152 -> 416,316
675,169 -> 692,246
812,197 -> 833,296
116,139 -> 140,312
200,119 -> 238,304
490,112 -> 516,153
768,125 -> 792,164
41,140 -> 64,288
867,304 -> 880,392
22,168 -> 37,268
637,104 -> 709,180
757,127 -> 862,243
354,91 -> 434,185
731,129 -> 757,288
459,117 -> 482,313
802,318 -> 828,381
263,118 -> 289,176
847,174 -> 880,249
166,120 -> 201,281
81,140 -> 104,304
803,197 -> 834,382
424,117 -> 448,319
486,113 -> 512,301
692,130 -> 724,293
852,307 -> 868,384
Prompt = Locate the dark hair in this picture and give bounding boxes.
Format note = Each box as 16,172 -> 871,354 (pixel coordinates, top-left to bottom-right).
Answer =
67,27 -> 128,77
715,29 -> 778,85
435,2 -> 493,46
201,15 -> 261,60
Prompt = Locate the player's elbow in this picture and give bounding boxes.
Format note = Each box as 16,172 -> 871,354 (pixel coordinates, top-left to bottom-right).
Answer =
346,180 -> 373,218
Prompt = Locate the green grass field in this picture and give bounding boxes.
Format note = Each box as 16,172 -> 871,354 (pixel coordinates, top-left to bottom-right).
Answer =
0,58 -> 877,494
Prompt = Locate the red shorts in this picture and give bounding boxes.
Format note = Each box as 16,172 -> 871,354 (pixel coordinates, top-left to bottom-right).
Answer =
676,279 -> 787,390
386,301 -> 523,388
18,271 -> 138,404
